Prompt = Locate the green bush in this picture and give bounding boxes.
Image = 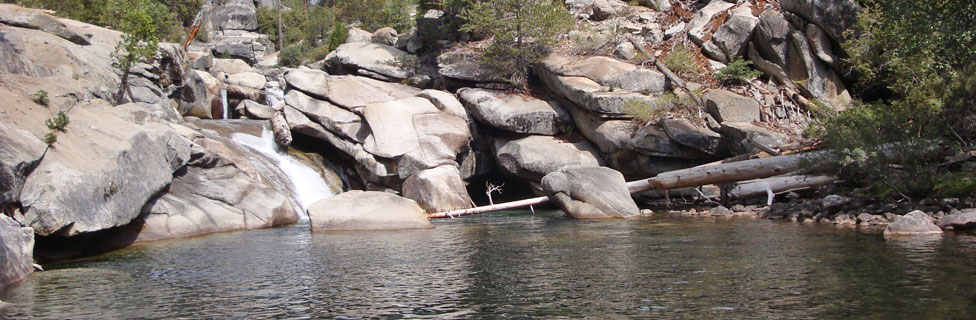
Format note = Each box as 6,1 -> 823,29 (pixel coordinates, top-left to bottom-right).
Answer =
715,59 -> 762,85
278,43 -> 308,67
32,90 -> 49,106
661,45 -> 699,81
623,98 -> 659,122
327,23 -> 347,52
812,0 -> 976,199
43,132 -> 57,145
45,111 -> 69,131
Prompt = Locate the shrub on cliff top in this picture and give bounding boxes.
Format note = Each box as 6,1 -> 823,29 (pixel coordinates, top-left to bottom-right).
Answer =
460,0 -> 573,87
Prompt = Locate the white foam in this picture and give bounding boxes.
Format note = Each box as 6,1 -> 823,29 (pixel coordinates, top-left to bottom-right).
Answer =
231,125 -> 334,220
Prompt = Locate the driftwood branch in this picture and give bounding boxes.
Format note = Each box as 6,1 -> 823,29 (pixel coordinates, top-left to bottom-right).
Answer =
629,38 -> 704,108
426,196 -> 549,219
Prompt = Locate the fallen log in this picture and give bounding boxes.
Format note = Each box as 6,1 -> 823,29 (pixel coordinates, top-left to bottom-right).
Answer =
426,196 -> 549,219
270,110 -> 292,147
627,151 -> 829,193
729,175 -> 837,200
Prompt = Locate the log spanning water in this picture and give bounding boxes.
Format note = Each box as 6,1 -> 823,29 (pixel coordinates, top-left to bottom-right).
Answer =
426,152 -> 833,219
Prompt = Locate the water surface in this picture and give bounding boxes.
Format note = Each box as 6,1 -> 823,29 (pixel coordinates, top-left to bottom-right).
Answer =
3,211 -> 976,318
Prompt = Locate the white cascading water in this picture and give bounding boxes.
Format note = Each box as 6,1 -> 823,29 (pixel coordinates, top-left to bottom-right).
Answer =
220,88 -> 229,119
230,124 -> 334,220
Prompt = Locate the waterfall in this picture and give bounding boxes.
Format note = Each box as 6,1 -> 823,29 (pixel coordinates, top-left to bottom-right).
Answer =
230,124 -> 334,220
220,88 -> 229,119
265,86 -> 284,106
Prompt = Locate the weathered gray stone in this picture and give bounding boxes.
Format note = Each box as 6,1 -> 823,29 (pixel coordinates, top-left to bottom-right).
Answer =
284,89 -> 368,143
590,0 -> 627,21
712,4 -> 759,59
542,55 -> 667,94
325,42 -> 416,81
362,97 -> 441,158
687,0 -> 734,46
235,99 -> 274,119
437,52 -> 509,84
0,215 -> 33,286
720,121 -> 789,155
416,89 -> 469,120
565,104 -> 635,153
225,71 -> 266,90
20,102 -> 192,236
458,88 -> 569,135
137,158 -> 298,242
939,209 -> 976,230
805,23 -> 835,65
208,2 -> 258,31
319,75 -> 420,112
211,58 -> 255,76
780,0 -> 861,41
542,165 -> 639,219
642,0 -> 670,11
0,4 -> 90,45
884,210 -> 944,238
705,89 -> 761,123
402,165 -> 473,213
346,27 -> 373,43
661,118 -> 725,156
0,122 -> 46,208
494,135 -> 603,181
308,191 -> 432,231
615,41 -> 637,60
372,27 -> 398,46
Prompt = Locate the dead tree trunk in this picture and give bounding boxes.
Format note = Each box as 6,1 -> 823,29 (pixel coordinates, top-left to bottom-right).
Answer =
627,151 -> 828,193
729,175 -> 837,200
426,196 -> 549,219
270,110 -> 292,147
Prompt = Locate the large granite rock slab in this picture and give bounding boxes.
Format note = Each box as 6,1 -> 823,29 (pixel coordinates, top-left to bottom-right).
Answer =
402,165 -> 473,213
207,0 -> 258,31
0,215 -> 34,286
20,102 -> 192,236
325,42 -> 416,81
284,89 -> 369,143
542,165 -> 639,219
0,122 -> 46,208
287,74 -> 419,113
308,191 -> 432,231
661,118 -> 725,156
705,89 -> 761,123
133,128 -> 301,242
458,88 -> 569,135
494,135 -> 603,181
780,0 -> 860,41
0,4 -> 90,45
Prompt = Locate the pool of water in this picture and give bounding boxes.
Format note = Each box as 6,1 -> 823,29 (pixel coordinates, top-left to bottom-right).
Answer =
3,211 -> 976,318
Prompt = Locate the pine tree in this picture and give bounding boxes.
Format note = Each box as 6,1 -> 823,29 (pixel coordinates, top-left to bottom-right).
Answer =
460,0 -> 573,86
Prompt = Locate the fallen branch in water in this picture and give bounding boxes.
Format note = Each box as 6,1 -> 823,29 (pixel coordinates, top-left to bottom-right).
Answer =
426,196 -> 549,219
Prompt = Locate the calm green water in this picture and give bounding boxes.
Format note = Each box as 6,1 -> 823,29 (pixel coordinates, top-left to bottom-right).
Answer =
3,211 -> 976,319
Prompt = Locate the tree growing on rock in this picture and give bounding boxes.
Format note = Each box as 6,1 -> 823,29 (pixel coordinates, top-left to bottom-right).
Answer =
815,0 -> 976,198
112,6 -> 160,104
460,0 -> 573,86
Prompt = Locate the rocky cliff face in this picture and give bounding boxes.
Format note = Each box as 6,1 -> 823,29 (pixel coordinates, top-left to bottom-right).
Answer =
0,0 -> 868,283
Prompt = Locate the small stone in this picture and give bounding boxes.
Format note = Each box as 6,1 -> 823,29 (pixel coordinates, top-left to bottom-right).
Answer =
615,41 -> 637,60
710,206 -> 733,216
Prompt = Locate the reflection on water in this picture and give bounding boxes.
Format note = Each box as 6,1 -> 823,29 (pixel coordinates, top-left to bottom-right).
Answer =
3,211 -> 976,318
